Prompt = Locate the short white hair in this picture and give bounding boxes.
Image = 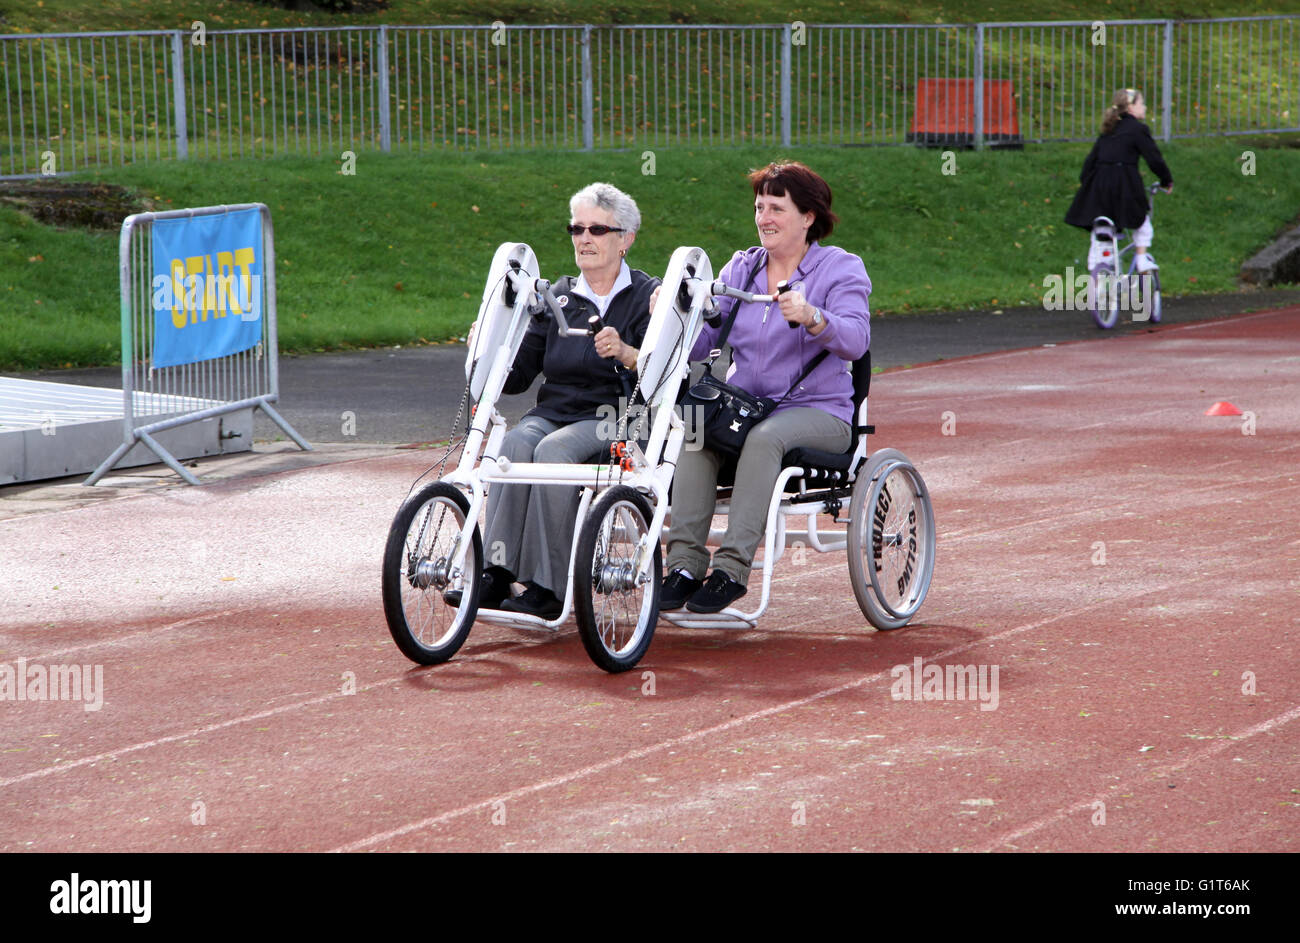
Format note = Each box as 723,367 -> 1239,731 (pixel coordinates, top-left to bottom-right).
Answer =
569,182 -> 641,234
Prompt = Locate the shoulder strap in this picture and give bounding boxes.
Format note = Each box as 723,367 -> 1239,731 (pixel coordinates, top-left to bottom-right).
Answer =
706,250 -> 831,400
772,349 -> 830,407
705,251 -> 767,375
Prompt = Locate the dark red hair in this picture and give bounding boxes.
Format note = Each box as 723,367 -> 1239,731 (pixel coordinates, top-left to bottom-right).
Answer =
748,161 -> 838,243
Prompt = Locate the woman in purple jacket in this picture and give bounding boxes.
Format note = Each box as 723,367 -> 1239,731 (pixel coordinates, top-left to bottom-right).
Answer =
662,161 -> 872,613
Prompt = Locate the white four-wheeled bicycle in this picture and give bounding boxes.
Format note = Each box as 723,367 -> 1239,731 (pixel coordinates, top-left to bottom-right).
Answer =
382,244 -> 936,673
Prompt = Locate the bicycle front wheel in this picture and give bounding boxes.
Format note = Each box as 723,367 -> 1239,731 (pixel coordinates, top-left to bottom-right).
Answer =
381,481 -> 481,665
573,486 -> 660,673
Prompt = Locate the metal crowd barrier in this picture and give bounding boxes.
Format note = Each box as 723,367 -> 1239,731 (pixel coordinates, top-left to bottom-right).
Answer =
85,202 -> 310,485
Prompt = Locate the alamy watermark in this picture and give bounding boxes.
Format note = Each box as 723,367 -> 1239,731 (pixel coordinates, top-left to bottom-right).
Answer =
595,397 -> 706,450
1042,266 -> 1155,322
0,659 -> 104,711
50,874 -> 150,923
890,656 -> 1000,711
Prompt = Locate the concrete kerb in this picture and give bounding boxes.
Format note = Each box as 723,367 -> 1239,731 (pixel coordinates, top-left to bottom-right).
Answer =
1240,221 -> 1300,286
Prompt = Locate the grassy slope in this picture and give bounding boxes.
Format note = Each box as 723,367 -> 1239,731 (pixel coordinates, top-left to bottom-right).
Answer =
2,0 -> 1294,33
3,136 -> 1298,370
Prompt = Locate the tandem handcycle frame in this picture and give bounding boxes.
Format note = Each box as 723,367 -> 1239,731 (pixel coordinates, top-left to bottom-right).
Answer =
382,244 -> 936,673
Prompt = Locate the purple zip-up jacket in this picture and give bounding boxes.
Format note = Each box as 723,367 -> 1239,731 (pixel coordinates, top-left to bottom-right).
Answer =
690,242 -> 871,426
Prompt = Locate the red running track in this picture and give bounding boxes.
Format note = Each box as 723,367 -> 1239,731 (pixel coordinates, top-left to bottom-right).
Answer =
1,308 -> 1297,852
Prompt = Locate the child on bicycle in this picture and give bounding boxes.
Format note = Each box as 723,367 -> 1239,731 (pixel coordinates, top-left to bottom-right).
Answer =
1064,88 -> 1174,273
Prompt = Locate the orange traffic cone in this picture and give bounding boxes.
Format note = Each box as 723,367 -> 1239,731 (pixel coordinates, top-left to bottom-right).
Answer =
1204,401 -> 1243,416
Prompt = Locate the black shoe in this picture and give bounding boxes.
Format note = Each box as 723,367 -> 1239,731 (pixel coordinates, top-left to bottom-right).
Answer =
685,570 -> 748,614
499,582 -> 563,619
660,568 -> 702,611
444,566 -> 513,609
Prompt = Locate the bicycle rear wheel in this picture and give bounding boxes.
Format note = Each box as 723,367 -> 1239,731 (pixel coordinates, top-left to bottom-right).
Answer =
1134,269 -> 1162,324
847,449 -> 936,630
1089,266 -> 1121,329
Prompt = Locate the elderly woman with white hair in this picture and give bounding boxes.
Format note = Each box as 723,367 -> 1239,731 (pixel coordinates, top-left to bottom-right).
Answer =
448,182 -> 660,618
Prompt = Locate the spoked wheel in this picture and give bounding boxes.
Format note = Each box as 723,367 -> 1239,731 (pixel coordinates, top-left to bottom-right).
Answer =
573,485 -> 661,673
1089,266 -> 1122,329
1134,269 -> 1162,324
847,448 -> 936,631
381,481 -> 481,665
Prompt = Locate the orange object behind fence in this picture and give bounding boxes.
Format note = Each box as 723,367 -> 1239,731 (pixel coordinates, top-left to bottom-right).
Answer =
907,78 -> 1023,148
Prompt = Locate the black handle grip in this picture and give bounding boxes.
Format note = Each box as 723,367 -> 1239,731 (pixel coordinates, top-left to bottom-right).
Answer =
587,313 -> 605,335
503,259 -> 521,308
704,298 -> 722,329
778,280 -> 802,328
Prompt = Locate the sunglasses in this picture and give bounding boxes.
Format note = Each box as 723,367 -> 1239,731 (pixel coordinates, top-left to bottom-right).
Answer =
566,224 -> 625,237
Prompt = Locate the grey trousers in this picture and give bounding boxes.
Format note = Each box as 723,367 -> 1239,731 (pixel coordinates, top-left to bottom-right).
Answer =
666,406 -> 851,585
482,415 -> 605,595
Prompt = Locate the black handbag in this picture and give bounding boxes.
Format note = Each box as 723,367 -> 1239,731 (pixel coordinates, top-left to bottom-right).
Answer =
683,373 -> 777,458
681,253 -> 828,458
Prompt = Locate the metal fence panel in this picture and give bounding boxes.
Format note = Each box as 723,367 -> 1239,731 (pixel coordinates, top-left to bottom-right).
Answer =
981,20 -> 1170,143
384,25 -> 584,151
784,25 -> 976,146
182,27 -> 383,162
1,31 -> 176,176
3,17 -> 1299,176
590,26 -> 781,148
1174,16 -> 1299,137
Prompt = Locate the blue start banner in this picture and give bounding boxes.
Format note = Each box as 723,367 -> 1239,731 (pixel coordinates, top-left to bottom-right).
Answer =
150,208 -> 264,369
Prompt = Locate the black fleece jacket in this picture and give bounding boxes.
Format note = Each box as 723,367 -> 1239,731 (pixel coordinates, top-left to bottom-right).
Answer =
504,267 -> 660,423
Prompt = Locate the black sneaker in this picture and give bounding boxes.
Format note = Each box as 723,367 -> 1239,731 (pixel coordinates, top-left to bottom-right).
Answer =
444,566 -> 513,610
660,568 -> 702,611
685,570 -> 748,613
499,582 -> 563,619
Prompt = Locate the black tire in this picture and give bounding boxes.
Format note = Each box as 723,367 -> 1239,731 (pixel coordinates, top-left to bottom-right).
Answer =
381,481 -> 480,665
1139,269 -> 1162,324
1089,266 -> 1121,329
847,449 -> 936,631
573,486 -> 660,673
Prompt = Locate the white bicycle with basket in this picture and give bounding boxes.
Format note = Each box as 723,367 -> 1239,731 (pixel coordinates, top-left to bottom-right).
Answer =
381,244 -> 937,673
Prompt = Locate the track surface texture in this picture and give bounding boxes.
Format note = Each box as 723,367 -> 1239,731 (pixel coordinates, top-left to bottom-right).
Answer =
2,308 -> 1297,852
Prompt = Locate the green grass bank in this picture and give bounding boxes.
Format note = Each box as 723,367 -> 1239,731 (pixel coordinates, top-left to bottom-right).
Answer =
2,136 -> 1298,370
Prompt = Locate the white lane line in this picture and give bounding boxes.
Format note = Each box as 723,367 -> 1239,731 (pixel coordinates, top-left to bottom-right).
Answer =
328,591 -> 1167,853
18,610 -> 246,661
974,702 -> 1300,853
0,603 -> 829,791
0,673 -> 402,789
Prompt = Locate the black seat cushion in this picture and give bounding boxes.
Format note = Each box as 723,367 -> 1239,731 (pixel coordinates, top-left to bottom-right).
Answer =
781,445 -> 855,474
779,351 -> 870,484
